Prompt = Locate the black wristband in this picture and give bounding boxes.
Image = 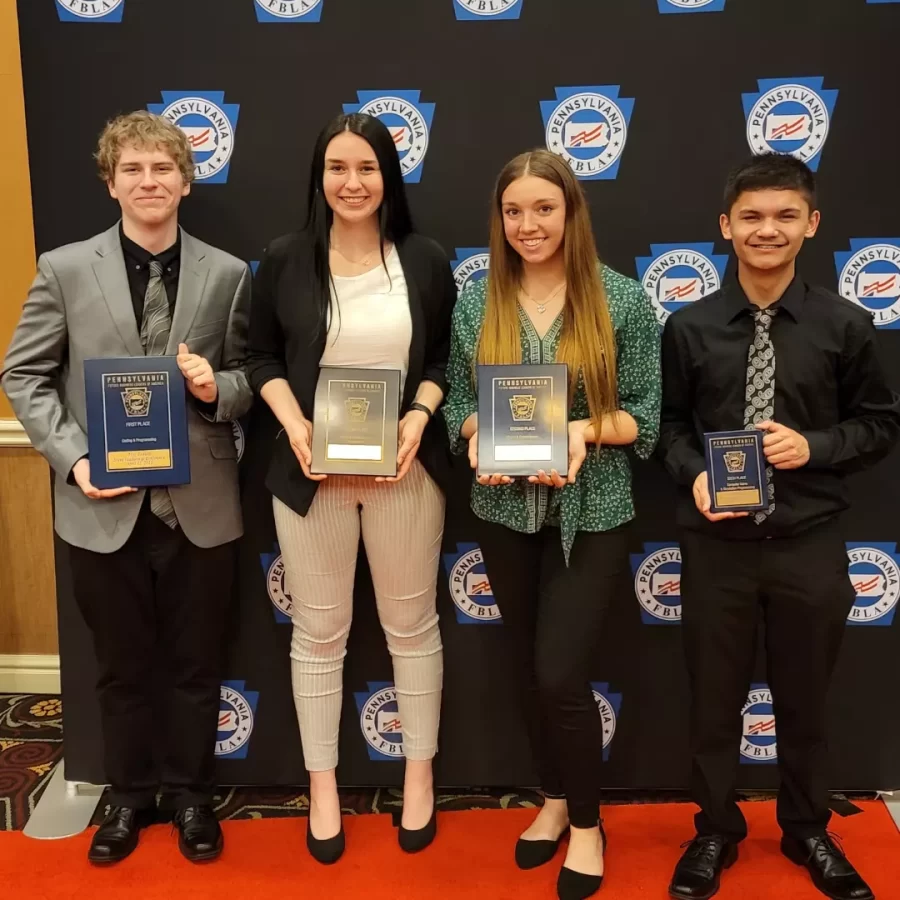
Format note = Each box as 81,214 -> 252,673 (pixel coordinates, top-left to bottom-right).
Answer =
409,401 -> 434,420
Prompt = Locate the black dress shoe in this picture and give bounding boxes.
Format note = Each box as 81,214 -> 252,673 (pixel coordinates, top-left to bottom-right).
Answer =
668,834 -> 738,900
781,834 -> 874,900
556,820 -> 607,900
394,803 -> 437,853
307,818 -> 345,864
88,805 -> 155,864
515,825 -> 570,870
173,805 -> 223,863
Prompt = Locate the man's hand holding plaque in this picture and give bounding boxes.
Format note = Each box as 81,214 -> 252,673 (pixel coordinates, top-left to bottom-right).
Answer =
475,364 -> 569,479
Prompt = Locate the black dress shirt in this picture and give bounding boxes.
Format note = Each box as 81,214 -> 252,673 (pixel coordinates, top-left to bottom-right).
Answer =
658,276 -> 900,539
118,225 -> 219,419
120,224 -> 180,328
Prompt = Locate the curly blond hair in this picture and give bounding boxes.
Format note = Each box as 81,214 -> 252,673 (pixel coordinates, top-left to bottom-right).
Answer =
94,111 -> 194,184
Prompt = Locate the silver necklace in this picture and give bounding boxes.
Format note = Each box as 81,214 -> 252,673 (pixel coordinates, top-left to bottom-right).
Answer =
520,280 -> 566,314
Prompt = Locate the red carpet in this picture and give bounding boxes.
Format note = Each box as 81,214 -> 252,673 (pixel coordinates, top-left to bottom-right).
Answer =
1,801 -> 897,899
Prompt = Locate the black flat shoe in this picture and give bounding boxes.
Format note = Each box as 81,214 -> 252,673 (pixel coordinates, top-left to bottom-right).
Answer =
781,834 -> 874,900
307,818 -> 345,864
173,805 -> 223,863
88,805 -> 155,864
516,825 -> 570,870
395,804 -> 437,853
556,820 -> 607,900
668,834 -> 738,900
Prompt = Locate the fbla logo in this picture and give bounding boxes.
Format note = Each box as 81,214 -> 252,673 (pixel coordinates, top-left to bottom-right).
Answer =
254,0 -> 324,21
55,0 -> 124,21
354,682 -> 404,761
451,248 -> 491,295
742,77 -> 838,171
148,92 -> 240,184
453,0 -> 523,18
232,420 -> 245,463
846,543 -> 900,626
834,239 -> 900,328
215,680 -> 259,759
658,0 -> 725,12
630,543 -> 682,624
740,684 -> 776,764
260,545 -> 293,623
343,91 -> 435,183
590,683 -> 623,761
635,244 -> 728,326
442,543 -> 501,624
540,86 -> 635,181
249,261 -> 260,276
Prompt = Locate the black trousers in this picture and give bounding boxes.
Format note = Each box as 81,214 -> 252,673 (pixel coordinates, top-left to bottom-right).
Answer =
477,518 -> 629,829
680,520 -> 855,842
67,498 -> 235,810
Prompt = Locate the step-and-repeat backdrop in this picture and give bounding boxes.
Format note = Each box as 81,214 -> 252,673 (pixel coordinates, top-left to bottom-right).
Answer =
17,0 -> 900,789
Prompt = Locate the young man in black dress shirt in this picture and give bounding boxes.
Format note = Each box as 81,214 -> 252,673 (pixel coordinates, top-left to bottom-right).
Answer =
659,152 -> 899,900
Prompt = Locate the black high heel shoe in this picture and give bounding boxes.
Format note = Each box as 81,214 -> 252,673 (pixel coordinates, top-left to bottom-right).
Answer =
556,819 -> 607,900
306,818 -> 345,865
393,804 -> 437,853
515,825 -> 571,869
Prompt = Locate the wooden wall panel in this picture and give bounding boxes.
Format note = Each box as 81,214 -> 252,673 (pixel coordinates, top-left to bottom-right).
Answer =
0,449 -> 58,655
0,1 -> 36,417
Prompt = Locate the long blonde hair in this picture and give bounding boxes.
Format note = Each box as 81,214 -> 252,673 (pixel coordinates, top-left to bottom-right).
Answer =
478,149 -> 618,430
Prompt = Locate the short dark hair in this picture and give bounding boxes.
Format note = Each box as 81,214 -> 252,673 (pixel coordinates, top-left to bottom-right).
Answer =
723,152 -> 817,214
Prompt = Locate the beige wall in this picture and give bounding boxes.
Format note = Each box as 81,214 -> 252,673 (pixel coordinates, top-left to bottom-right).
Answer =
0,1 -> 58,657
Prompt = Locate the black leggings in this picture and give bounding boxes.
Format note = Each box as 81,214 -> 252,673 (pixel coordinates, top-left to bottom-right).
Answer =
476,518 -> 629,829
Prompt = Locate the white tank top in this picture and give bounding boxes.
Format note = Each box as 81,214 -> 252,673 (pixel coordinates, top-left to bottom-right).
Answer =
321,246 -> 412,395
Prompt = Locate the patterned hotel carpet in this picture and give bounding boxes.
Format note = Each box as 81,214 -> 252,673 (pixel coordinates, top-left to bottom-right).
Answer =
0,694 -> 64,831
0,693 -> 876,831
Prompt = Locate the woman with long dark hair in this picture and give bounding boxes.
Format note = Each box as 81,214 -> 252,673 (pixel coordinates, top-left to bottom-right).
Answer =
247,113 -> 455,863
444,149 -> 661,900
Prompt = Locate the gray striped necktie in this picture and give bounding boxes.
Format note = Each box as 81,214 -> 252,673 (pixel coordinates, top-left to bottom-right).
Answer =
744,308 -> 778,525
140,260 -> 178,529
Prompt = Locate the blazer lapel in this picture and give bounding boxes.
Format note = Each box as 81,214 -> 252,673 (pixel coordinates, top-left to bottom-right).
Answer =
91,224 -> 144,357
398,238 -> 425,410
167,228 -> 209,354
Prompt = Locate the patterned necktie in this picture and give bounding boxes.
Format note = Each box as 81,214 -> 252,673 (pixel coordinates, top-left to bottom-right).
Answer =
140,260 -> 178,529
744,307 -> 778,525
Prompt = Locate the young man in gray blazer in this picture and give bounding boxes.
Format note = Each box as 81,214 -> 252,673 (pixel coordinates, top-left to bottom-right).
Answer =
1,111 -> 252,864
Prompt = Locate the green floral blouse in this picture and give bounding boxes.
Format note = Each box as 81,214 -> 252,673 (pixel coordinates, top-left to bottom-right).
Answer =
443,265 -> 662,563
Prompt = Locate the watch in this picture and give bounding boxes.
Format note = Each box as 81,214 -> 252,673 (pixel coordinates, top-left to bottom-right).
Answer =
408,402 -> 434,420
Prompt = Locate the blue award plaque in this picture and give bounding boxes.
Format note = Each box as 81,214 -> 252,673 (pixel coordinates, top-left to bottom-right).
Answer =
704,430 -> 766,513
84,357 -> 190,489
476,364 -> 569,477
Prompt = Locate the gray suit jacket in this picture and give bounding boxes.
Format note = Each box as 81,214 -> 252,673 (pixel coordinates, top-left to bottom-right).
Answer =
1,223 -> 253,553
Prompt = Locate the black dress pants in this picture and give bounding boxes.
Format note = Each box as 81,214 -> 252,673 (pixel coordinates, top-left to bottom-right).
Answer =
476,518 -> 629,829
67,498 -> 235,810
680,520 -> 855,842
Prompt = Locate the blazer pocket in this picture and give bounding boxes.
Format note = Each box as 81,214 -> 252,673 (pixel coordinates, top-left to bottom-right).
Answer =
188,317 -> 228,341
208,436 -> 238,459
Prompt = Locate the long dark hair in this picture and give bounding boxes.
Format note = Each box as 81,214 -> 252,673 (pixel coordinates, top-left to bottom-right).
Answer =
304,113 -> 414,337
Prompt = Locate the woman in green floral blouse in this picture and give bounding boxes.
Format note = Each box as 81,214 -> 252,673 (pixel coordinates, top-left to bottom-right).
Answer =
444,149 -> 661,900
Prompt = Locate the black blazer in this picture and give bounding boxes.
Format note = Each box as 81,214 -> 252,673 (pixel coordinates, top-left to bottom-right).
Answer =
247,229 -> 457,516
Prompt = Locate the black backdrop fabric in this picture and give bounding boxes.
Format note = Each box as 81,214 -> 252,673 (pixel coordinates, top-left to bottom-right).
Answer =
16,0 -> 900,790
